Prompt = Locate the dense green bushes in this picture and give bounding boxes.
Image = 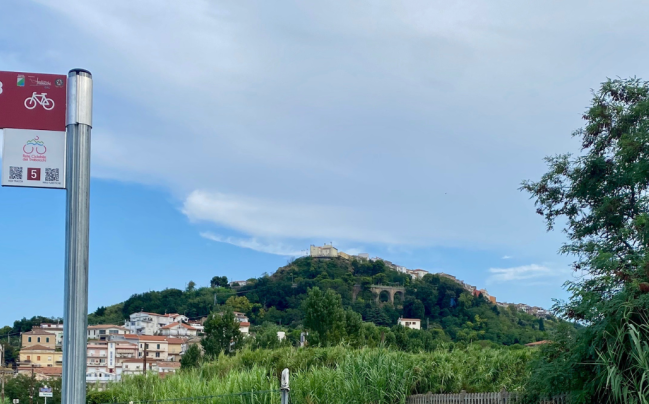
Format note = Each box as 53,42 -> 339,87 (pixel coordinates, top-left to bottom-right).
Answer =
104,345 -> 533,403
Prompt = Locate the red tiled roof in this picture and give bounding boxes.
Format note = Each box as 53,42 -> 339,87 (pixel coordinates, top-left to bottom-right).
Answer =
239,322 -> 250,327
18,367 -> 62,376
158,361 -> 181,368
88,324 -> 129,330
23,329 -> 56,335
21,344 -> 55,351
398,318 -> 421,322
159,322 -> 196,330
165,338 -> 187,344
138,335 -> 169,341
525,340 -> 551,347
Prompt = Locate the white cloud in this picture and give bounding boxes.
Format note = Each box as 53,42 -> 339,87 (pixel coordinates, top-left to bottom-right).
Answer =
19,0 -> 649,256
487,264 -> 569,284
502,255 -> 513,259
200,232 -> 307,257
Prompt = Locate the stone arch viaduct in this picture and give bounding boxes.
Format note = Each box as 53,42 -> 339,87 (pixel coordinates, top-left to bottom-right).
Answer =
352,284 -> 405,304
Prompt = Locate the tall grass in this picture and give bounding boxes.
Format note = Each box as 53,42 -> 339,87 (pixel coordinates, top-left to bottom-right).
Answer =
104,345 -> 533,404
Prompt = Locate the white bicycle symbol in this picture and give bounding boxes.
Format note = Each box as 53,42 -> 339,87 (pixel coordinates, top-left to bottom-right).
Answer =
24,92 -> 55,110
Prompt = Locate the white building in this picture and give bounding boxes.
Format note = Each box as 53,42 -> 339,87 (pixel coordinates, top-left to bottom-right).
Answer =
87,325 -> 129,340
120,359 -> 158,375
159,322 -> 198,337
40,323 -> 64,347
230,280 -> 248,287
239,322 -> 250,336
310,244 -> 338,258
408,269 -> 429,279
398,318 -> 421,330
125,312 -> 189,335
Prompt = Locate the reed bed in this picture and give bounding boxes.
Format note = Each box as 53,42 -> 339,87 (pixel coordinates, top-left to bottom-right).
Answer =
103,346 -> 533,404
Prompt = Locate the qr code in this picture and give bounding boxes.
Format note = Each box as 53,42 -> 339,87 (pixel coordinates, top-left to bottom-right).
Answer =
9,166 -> 22,180
45,168 -> 59,182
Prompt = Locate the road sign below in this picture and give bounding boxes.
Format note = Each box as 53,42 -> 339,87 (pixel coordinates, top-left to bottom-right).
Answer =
13,400 -> 19,404
39,387 -> 53,398
1,128 -> 66,189
0,71 -> 66,131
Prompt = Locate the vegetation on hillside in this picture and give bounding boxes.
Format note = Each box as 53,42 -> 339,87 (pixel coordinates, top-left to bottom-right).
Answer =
84,255 -> 556,348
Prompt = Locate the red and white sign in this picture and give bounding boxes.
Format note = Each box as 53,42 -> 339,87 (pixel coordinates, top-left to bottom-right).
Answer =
0,71 -> 66,131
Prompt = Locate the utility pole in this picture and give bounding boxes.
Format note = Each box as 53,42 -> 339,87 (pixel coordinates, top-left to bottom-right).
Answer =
143,343 -> 147,377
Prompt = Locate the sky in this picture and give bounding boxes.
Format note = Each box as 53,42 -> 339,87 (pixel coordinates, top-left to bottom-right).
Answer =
2,0 -> 649,327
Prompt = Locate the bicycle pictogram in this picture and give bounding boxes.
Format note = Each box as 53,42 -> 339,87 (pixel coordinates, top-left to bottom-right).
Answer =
23,136 -> 47,154
24,92 -> 55,110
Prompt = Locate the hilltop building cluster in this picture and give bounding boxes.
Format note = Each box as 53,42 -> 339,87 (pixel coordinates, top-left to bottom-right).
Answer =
310,244 -> 549,318
16,310 -> 252,388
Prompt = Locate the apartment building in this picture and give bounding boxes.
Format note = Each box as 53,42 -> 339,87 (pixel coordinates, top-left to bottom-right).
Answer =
138,336 -> 169,360
120,358 -> 158,376
159,322 -> 198,336
22,329 -> 57,349
88,324 -> 129,340
166,338 -> 186,361
19,345 -> 62,368
125,312 -> 189,335
40,323 -> 64,347
87,343 -> 108,374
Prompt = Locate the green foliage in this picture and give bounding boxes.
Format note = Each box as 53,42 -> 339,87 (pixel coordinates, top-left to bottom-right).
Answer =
250,323 -> 291,350
210,276 -> 229,288
522,78 -> 649,403
180,343 -> 203,370
302,287 -> 347,345
103,346 -> 534,403
202,307 -> 243,358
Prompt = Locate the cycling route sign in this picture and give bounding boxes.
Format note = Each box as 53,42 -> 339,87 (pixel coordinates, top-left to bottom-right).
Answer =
0,71 -> 66,131
1,128 -> 66,189
0,70 -> 67,189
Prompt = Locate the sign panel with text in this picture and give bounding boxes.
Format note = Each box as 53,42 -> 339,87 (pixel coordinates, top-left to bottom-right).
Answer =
0,71 -> 66,131
1,128 -> 66,188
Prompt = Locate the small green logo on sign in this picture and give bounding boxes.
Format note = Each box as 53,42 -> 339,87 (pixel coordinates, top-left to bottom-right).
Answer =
17,75 -> 25,87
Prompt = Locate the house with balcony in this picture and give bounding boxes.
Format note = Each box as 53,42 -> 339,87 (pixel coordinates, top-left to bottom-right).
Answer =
138,336 -> 169,360
88,325 -> 129,340
165,338 -> 187,361
87,343 -> 108,374
120,358 -> 158,376
159,322 -> 198,337
19,345 -> 62,368
17,366 -> 62,380
125,312 -> 189,335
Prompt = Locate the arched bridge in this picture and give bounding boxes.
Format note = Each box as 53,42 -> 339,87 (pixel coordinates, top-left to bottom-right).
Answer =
353,284 -> 405,304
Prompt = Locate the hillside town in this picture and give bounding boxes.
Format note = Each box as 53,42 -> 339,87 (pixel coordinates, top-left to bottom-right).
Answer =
12,311 -> 253,389
308,244 -> 550,318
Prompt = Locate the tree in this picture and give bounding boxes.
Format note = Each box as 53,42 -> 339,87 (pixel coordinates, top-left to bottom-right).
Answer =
522,78 -> 649,403
186,281 -> 196,292
538,318 -> 545,332
210,276 -> 229,288
201,307 -> 243,358
180,343 -> 202,369
225,296 -> 252,314
302,287 -> 346,345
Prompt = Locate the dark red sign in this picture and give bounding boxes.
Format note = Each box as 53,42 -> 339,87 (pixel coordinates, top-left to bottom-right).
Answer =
27,167 -> 41,181
0,71 -> 66,131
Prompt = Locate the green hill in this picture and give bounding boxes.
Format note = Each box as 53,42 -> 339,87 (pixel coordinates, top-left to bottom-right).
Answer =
82,256 -> 558,347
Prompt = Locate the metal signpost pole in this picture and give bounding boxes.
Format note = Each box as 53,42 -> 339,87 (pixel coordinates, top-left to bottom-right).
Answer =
61,69 -> 92,404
